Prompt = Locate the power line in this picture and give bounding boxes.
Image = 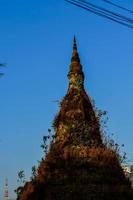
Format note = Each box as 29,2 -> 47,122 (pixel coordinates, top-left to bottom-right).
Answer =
103,0 -> 133,14
80,0 -> 133,24
65,0 -> 133,29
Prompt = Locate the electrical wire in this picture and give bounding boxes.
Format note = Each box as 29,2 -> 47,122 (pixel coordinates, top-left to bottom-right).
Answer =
65,0 -> 133,29
80,0 -> 133,24
103,0 -> 133,14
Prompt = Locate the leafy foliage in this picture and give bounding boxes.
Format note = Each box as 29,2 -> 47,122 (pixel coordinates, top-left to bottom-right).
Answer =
40,129 -> 55,155
0,63 -> 5,77
17,170 -> 25,184
30,166 -> 37,181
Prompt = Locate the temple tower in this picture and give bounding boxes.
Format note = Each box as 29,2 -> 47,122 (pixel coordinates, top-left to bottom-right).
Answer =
18,38 -> 133,200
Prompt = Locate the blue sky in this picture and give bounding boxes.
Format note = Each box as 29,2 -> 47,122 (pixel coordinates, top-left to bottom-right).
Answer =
0,0 -> 133,199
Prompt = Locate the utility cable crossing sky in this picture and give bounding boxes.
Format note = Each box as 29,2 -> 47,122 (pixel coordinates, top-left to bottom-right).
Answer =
65,0 -> 133,29
103,0 -> 133,14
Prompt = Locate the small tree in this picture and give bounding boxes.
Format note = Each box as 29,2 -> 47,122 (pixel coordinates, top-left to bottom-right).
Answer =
0,63 -> 5,77
17,170 -> 25,184
31,166 -> 37,181
40,129 -> 55,156
14,170 -> 26,198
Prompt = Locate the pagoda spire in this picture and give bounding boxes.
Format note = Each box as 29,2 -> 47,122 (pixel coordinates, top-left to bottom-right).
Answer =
68,36 -> 84,90
71,36 -> 80,63
54,37 -> 102,146
73,35 -> 77,48
70,36 -> 81,67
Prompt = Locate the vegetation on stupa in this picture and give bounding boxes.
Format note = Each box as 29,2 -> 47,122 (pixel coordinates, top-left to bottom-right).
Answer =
17,38 -> 133,200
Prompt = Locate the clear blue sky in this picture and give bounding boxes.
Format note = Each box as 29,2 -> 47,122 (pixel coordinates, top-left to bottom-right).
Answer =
0,0 -> 133,199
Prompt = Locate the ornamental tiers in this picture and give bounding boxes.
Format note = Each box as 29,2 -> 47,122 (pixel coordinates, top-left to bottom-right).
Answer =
18,38 -> 133,200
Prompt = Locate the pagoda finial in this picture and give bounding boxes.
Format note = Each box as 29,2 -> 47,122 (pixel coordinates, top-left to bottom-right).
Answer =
71,36 -> 80,63
73,35 -> 77,50
68,37 -> 84,90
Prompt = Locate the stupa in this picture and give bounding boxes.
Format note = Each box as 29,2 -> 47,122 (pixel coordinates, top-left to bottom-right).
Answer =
18,38 -> 133,200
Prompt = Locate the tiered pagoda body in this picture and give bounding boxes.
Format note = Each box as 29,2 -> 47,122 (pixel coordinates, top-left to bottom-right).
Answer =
18,38 -> 133,200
